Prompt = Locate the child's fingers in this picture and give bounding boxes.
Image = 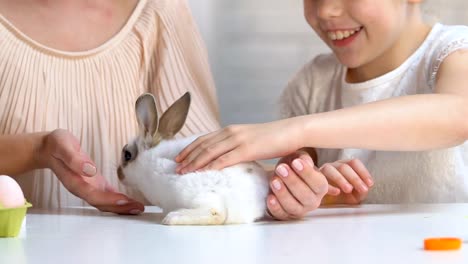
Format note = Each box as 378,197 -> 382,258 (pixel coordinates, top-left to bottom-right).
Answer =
343,190 -> 367,205
176,133 -> 214,162
176,132 -> 228,172
336,163 -> 368,194
320,164 -> 353,193
347,159 -> 374,187
266,195 -> 291,221
270,177 -> 306,218
177,136 -> 235,173
204,149 -> 245,171
327,184 -> 341,196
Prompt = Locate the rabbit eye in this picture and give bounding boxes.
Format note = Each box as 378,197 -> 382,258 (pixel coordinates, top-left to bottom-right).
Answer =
124,150 -> 132,162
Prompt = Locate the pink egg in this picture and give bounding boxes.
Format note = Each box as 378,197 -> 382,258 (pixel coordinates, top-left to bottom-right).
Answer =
0,175 -> 25,208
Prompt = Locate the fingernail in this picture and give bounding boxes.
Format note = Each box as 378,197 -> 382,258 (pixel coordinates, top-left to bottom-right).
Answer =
129,209 -> 142,215
269,197 -> 277,206
116,200 -> 129,206
272,179 -> 281,190
276,165 -> 288,178
368,179 -> 374,187
292,159 -> 304,171
82,163 -> 97,176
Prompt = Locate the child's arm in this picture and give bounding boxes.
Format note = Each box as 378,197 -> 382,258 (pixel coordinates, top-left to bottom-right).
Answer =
300,49 -> 468,152
175,51 -> 468,172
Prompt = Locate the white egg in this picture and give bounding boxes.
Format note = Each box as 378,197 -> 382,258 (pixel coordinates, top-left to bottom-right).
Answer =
0,175 -> 25,208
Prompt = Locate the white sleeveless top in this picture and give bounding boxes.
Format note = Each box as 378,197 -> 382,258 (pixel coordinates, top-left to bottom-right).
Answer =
0,0 -> 220,208
280,23 -> 468,203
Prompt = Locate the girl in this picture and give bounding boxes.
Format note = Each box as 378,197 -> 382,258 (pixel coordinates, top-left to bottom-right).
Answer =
176,0 -> 468,220
0,0 -> 220,214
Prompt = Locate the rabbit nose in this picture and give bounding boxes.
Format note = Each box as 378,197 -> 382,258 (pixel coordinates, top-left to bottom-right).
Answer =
117,167 -> 125,181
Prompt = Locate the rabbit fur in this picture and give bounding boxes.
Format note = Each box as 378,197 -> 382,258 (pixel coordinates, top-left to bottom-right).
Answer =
117,92 -> 270,225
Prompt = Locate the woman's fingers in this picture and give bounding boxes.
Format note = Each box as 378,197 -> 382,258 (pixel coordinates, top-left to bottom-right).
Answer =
266,195 -> 291,221
266,150 -> 331,220
48,129 -> 97,177
85,188 -> 144,215
53,149 -> 96,177
269,176 -> 306,218
51,159 -> 144,214
291,157 -> 328,197
275,163 -> 320,209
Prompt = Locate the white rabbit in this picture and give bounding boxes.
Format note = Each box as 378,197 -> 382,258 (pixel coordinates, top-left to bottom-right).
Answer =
117,92 -> 270,225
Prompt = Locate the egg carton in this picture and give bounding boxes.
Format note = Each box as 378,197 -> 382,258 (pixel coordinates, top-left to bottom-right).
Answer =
0,202 -> 32,238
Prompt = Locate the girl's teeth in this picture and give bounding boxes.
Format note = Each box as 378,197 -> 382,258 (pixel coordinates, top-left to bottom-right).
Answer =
328,28 -> 360,41
336,31 -> 343,40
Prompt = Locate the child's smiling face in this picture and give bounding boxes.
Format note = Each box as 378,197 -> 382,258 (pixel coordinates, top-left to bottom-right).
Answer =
304,0 -> 423,70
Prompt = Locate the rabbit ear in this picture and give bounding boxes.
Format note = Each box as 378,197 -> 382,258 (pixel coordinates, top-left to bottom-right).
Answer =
158,92 -> 191,139
135,93 -> 159,141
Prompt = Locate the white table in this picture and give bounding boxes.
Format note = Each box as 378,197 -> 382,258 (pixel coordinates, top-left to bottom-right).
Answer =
1,204 -> 467,264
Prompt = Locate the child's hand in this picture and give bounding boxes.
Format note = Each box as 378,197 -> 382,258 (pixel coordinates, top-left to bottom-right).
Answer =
320,159 -> 374,205
266,150 -> 328,220
175,120 -> 303,174
40,129 -> 144,214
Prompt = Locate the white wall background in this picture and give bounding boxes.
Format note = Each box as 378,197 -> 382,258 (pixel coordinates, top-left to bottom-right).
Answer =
187,0 -> 468,126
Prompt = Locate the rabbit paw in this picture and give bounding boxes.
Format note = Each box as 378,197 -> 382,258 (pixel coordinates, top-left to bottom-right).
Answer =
162,208 -> 226,225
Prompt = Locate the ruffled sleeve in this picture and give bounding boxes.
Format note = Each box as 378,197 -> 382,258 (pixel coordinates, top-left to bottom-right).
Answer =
428,25 -> 468,89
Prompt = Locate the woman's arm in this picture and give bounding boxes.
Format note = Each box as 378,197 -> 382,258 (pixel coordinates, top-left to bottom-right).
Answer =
0,130 -> 145,214
0,133 -> 47,176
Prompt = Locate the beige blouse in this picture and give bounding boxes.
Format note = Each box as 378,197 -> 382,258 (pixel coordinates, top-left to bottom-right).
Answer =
0,0 -> 221,208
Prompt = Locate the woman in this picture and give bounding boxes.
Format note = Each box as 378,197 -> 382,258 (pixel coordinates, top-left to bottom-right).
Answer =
0,0 -> 220,214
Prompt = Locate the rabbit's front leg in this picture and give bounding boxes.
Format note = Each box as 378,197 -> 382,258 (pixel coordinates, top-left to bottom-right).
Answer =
162,193 -> 226,225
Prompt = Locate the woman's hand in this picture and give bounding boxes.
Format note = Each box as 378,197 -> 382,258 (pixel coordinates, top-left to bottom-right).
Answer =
320,159 -> 374,205
39,129 -> 144,215
266,150 -> 328,220
176,119 -> 303,173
